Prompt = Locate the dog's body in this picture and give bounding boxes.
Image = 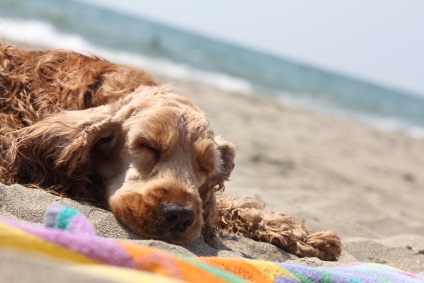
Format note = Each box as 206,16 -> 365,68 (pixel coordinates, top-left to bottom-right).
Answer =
0,45 -> 341,260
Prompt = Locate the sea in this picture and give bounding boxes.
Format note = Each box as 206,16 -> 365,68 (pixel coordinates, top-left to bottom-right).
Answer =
1,0 -> 423,138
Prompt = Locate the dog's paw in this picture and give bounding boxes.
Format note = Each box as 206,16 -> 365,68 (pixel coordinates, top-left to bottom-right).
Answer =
202,225 -> 220,248
303,231 -> 342,261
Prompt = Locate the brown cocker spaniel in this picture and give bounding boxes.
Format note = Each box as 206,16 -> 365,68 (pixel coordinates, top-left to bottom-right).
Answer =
0,45 -> 341,260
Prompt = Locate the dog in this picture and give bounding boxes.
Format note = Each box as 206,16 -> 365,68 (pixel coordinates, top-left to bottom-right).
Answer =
0,45 -> 341,260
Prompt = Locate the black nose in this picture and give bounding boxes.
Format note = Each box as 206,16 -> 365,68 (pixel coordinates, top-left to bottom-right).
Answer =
163,203 -> 195,233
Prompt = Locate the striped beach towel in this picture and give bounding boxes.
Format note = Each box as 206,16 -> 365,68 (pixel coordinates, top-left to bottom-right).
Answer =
1,203 -> 423,283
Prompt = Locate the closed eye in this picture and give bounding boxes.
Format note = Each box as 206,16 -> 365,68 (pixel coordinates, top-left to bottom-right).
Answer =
198,166 -> 209,175
193,140 -> 220,179
139,143 -> 161,160
196,160 -> 216,178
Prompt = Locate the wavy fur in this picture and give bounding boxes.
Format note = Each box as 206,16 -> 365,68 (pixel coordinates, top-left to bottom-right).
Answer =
0,45 -> 341,260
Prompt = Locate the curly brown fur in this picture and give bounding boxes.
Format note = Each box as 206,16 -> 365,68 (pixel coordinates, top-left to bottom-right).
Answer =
0,45 -> 341,260
216,196 -> 341,260
0,45 -> 157,133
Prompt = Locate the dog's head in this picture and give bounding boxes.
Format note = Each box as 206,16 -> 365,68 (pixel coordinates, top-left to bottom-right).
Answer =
14,86 -> 234,245
101,88 -> 234,244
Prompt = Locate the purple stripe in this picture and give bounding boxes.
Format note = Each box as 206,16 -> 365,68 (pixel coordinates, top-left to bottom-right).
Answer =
67,214 -> 96,236
1,218 -> 134,268
276,262 -> 424,283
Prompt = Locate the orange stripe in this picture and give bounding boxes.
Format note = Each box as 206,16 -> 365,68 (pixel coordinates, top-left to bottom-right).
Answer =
201,258 -> 273,283
118,242 -> 229,283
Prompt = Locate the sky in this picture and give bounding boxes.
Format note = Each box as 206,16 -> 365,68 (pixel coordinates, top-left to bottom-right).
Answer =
79,0 -> 424,96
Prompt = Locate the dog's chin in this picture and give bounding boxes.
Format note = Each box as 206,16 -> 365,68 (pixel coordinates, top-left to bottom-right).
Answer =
109,191 -> 203,245
154,229 -> 201,245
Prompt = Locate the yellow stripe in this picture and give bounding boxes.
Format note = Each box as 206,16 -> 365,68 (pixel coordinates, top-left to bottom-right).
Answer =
0,222 -> 98,264
69,265 -> 184,283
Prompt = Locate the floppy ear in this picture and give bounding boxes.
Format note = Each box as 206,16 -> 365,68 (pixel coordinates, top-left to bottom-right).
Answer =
7,104 -> 121,202
200,137 -> 235,247
53,115 -> 120,176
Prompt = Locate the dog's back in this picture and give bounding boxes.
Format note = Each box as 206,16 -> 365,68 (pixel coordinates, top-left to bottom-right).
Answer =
0,45 -> 157,133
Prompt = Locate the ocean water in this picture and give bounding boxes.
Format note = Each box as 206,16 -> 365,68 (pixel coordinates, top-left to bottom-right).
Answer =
1,0 -> 423,137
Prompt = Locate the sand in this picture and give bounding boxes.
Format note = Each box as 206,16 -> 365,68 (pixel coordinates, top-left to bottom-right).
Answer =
1,49 -> 424,275
167,76 -> 424,272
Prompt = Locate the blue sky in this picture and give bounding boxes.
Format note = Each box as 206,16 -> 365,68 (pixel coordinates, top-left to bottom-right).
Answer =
78,0 -> 424,96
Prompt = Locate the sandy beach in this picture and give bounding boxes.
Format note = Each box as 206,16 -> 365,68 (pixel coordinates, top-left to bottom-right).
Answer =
1,46 -> 424,276
156,74 -> 424,272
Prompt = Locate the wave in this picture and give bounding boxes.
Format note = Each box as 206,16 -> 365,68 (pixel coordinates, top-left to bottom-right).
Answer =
0,18 -> 254,94
0,18 -> 91,50
277,93 -> 424,139
1,18 -> 423,139
363,117 -> 424,139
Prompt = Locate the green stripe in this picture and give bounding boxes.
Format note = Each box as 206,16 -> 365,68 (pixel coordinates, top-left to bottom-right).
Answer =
293,272 -> 317,283
55,207 -> 79,230
320,270 -> 334,283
